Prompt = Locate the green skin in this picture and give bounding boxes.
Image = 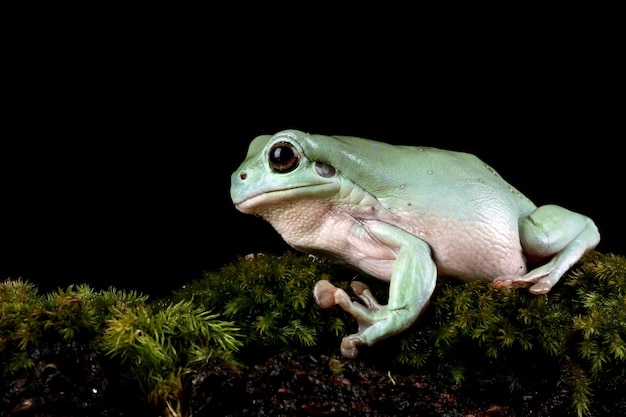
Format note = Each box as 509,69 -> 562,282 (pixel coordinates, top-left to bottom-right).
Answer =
230,129 -> 600,358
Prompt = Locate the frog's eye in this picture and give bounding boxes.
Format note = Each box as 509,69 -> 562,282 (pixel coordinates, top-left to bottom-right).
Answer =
269,141 -> 300,173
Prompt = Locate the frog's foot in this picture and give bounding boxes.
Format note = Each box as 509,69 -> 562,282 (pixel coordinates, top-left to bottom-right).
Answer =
313,280 -> 385,358
492,262 -> 558,294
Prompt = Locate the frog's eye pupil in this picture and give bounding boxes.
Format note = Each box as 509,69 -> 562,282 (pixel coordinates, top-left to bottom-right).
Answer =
269,141 -> 300,173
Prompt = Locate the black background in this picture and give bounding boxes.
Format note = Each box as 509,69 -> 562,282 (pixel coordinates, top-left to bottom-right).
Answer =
2,11 -> 622,297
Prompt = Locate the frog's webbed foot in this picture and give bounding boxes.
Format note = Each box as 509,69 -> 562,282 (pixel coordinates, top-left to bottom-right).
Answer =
313,280 -> 385,358
493,204 -> 600,295
314,276 -> 434,358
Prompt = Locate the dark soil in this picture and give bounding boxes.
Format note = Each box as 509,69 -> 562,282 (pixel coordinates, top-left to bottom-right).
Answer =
2,340 -> 625,417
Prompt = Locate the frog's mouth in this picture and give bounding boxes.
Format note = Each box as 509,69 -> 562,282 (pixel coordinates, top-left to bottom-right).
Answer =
234,183 -> 335,214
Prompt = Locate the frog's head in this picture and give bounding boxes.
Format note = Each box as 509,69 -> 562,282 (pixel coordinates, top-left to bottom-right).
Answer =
230,129 -> 341,214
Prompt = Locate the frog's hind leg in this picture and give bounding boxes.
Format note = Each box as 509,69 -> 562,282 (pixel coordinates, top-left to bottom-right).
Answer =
493,204 -> 600,294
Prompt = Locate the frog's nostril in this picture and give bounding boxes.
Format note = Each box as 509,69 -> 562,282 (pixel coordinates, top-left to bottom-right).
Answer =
239,172 -> 247,180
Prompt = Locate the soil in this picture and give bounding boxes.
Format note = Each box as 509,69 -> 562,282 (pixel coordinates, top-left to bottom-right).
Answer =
2,340 -> 625,417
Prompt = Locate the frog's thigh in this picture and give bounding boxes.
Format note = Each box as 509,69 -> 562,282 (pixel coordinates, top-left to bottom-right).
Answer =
356,222 -> 437,346
516,204 -> 600,293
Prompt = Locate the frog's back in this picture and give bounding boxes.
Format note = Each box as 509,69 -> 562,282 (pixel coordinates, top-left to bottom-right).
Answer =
310,134 -> 537,281
320,134 -> 536,218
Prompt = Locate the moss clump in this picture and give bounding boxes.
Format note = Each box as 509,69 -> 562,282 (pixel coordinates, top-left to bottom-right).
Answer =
169,250 -> 625,415
171,252 -> 353,358
2,251 -> 623,416
101,299 -> 242,415
394,251 -> 626,417
0,279 -> 42,375
0,279 -> 242,417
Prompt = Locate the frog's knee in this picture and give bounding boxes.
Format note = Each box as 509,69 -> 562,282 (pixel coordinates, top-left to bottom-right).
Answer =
520,205 -> 597,257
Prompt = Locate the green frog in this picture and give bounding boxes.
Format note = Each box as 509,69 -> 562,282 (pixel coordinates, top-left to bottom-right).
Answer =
230,129 -> 600,358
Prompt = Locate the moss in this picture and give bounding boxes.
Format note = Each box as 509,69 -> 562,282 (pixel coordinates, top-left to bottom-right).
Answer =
100,298 -> 242,415
0,279 -> 42,374
167,249 -> 625,415
170,252 -> 354,358
1,250 -> 624,416
0,279 -> 242,417
394,251 -> 626,417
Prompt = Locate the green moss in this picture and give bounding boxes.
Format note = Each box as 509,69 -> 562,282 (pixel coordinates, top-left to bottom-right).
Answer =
171,252 -> 353,357
0,279 -> 242,417
0,279 -> 41,373
100,298 -> 242,413
2,250 -> 623,416
395,251 -> 626,417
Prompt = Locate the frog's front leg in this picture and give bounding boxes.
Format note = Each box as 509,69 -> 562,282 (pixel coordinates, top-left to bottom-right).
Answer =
314,223 -> 437,358
493,204 -> 600,294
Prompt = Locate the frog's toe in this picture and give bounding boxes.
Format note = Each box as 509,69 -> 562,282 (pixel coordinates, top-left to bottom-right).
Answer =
350,280 -> 370,296
341,335 -> 363,359
314,280 -> 352,309
492,275 -> 535,290
351,280 -> 383,311
313,280 -> 337,308
493,274 -> 555,295
492,276 -> 516,289
529,280 -> 552,295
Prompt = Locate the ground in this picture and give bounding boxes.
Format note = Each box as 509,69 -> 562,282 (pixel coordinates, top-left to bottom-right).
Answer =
2,341 -> 625,417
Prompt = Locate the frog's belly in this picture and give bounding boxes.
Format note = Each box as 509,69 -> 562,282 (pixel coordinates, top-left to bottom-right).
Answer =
423,221 -> 528,282
341,217 -> 528,283
262,201 -> 527,283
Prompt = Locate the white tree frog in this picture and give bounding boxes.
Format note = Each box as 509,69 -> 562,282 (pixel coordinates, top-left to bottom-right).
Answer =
230,129 -> 600,358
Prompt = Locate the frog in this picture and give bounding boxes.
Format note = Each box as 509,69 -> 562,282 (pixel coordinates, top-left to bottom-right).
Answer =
230,129 -> 600,358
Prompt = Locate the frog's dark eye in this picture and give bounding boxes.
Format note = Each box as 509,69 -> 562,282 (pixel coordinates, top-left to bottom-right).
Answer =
269,141 -> 300,173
